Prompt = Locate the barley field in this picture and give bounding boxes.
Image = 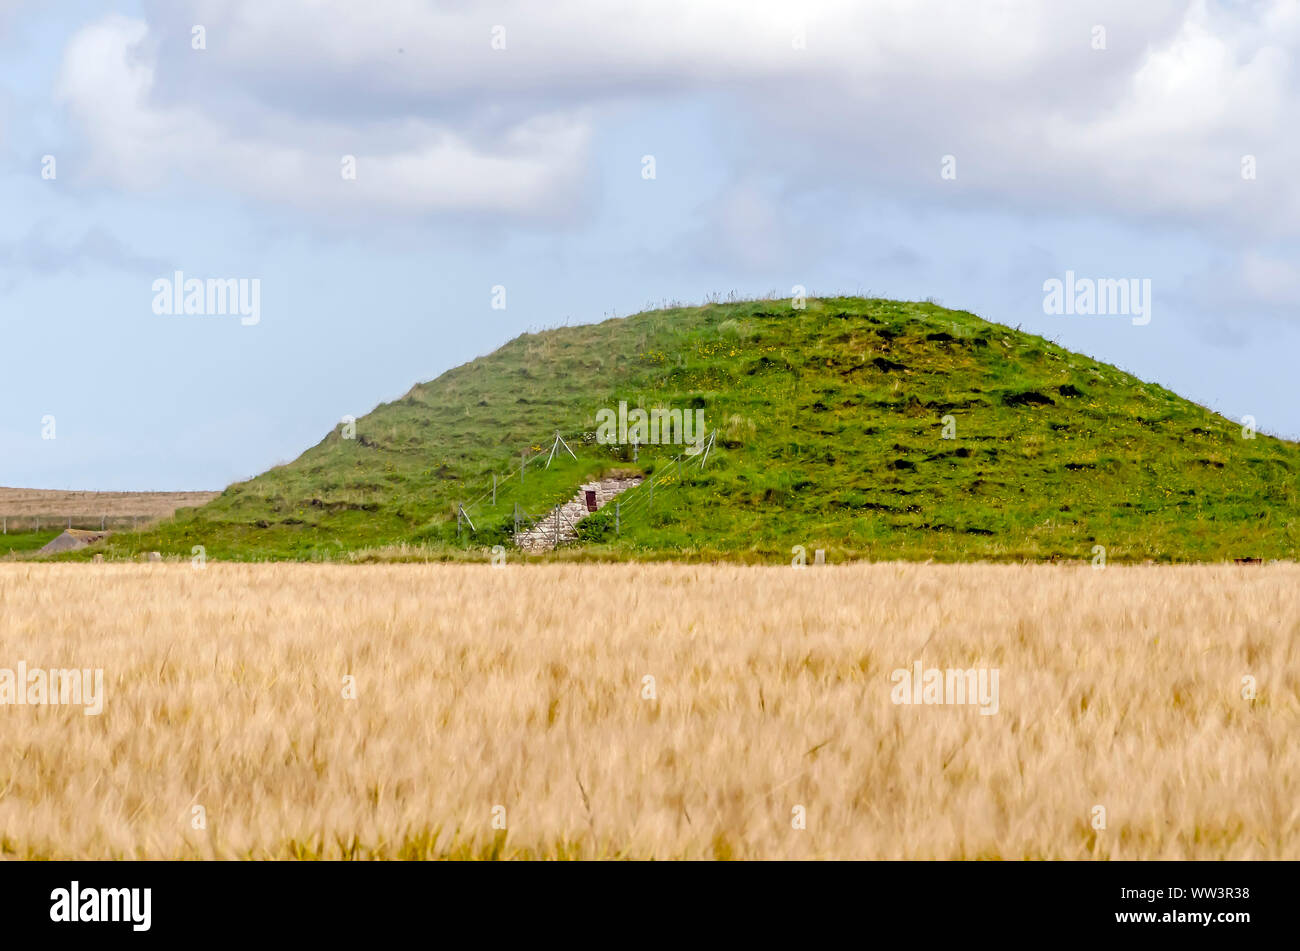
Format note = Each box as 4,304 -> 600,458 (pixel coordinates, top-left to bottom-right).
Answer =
0,562 -> 1296,860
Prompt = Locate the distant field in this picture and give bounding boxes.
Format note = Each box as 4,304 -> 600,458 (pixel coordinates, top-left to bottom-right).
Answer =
0,487 -> 218,518
0,562 -> 1294,859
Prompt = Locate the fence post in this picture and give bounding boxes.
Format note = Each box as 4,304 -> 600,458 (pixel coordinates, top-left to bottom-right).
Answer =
458,504 -> 476,535
514,503 -> 519,535
492,475 -> 497,506
615,501 -> 620,536
35,516 -> 39,532
101,515 -> 105,531
521,451 -> 526,484
2,517 -> 5,534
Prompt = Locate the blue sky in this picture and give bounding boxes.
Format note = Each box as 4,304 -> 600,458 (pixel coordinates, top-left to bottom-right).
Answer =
2,0 -> 1299,490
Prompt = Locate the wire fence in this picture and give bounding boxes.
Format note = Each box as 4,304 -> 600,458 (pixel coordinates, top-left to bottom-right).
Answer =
1,427 -> 720,548
450,426 -> 719,546
602,429 -> 717,532
451,430 -> 589,536
0,514 -> 159,534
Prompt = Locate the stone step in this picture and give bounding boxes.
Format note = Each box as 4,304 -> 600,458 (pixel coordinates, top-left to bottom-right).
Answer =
512,476 -> 642,551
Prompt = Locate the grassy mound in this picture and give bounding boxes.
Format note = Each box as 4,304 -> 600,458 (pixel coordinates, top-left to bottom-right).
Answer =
81,297 -> 1298,563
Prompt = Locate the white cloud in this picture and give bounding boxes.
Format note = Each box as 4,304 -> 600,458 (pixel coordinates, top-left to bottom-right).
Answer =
1042,1 -> 1300,232
53,0 -> 1300,240
54,15 -> 592,218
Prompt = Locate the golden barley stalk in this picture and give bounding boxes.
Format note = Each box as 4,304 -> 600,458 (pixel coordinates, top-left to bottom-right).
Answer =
0,563 -> 1295,859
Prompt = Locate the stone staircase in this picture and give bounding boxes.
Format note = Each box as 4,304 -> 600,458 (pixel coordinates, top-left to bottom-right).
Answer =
513,477 -> 642,551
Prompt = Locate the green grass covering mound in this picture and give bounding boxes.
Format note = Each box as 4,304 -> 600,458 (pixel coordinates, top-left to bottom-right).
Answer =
75,297 -> 1298,563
